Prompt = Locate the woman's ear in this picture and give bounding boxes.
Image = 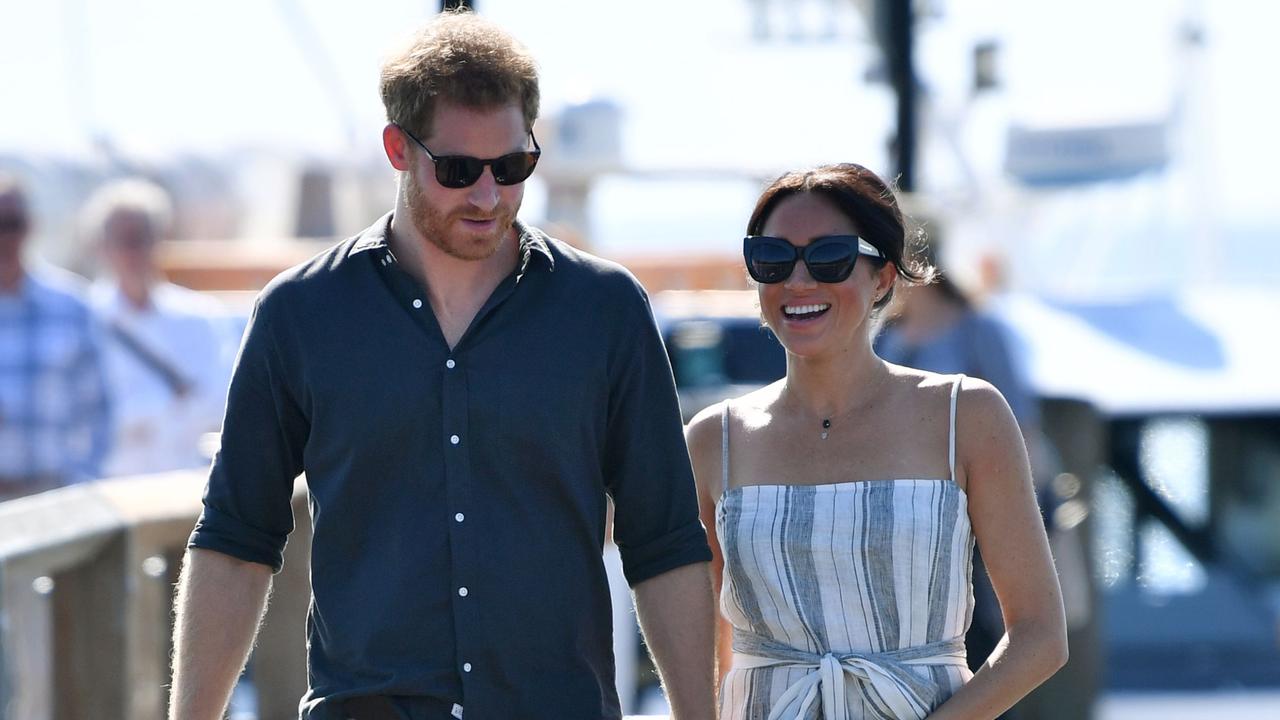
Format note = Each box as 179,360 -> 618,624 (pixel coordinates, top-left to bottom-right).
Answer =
876,262 -> 897,302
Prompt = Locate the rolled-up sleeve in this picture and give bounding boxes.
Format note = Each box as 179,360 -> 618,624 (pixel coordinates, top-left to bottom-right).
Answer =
604,284 -> 712,587
188,291 -> 307,572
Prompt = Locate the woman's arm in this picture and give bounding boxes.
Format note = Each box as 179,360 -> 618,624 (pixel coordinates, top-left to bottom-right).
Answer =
929,379 -> 1068,719
685,403 -> 735,686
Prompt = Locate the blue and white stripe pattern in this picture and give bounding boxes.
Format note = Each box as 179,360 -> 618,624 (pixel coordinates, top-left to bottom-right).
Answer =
0,269 -> 112,485
716,377 -> 975,719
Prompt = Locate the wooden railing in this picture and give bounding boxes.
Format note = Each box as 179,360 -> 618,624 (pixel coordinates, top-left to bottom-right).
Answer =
157,238 -> 751,297
0,472 -> 311,720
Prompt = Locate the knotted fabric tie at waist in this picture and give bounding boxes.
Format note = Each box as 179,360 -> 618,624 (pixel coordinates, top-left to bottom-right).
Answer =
732,632 -> 967,720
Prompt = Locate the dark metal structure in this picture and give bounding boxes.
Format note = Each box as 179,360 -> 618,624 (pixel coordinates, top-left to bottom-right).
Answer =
876,0 -> 917,191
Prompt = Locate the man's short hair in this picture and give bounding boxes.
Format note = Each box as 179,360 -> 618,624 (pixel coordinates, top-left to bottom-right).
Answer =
380,9 -> 540,139
80,177 -> 174,244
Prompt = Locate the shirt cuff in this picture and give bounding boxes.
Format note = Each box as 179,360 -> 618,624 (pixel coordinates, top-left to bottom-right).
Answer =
188,503 -> 290,573
619,519 -> 712,587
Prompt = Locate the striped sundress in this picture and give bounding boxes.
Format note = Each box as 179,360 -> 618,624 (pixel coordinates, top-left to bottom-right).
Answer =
716,376 -> 975,720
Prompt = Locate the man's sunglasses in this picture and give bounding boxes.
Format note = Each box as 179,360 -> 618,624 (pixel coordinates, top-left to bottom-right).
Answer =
398,124 -> 541,189
743,234 -> 884,284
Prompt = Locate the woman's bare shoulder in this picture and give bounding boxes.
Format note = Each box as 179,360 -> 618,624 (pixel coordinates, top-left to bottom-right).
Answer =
685,401 -> 724,460
686,381 -> 781,450
883,362 -> 969,402
952,375 -> 1016,430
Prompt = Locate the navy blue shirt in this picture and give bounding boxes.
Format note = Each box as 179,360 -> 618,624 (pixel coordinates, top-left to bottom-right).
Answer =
189,214 -> 711,720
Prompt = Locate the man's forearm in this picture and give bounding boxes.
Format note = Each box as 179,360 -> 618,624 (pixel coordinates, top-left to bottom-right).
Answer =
169,547 -> 274,720
633,561 -> 716,720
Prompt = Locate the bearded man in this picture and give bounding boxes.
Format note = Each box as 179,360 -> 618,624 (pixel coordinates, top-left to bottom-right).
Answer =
168,10 -> 715,720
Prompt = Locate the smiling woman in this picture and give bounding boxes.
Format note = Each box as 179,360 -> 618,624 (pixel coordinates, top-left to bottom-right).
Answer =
686,163 -> 1069,720
742,165 -> 931,365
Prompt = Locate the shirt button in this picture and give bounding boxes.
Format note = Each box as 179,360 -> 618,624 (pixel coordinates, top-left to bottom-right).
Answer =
412,298 -> 423,309
463,662 -> 473,673
450,434 -> 460,445
455,512 -> 465,523
458,587 -> 469,597
446,359 -> 456,369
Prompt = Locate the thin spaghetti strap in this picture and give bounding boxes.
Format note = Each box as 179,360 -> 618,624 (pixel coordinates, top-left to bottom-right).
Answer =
721,400 -> 731,495
949,374 -> 965,483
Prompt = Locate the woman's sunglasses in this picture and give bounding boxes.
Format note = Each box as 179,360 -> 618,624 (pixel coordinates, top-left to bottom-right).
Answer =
399,124 -> 541,189
743,234 -> 884,284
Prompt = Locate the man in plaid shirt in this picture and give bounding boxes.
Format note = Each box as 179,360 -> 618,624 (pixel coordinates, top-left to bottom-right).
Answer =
0,174 -> 111,500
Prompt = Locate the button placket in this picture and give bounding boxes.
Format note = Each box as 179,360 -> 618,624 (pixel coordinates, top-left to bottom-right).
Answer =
442,359 -> 477,694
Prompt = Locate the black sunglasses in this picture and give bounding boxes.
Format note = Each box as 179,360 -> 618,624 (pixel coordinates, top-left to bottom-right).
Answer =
399,124 -> 541,189
743,234 -> 884,284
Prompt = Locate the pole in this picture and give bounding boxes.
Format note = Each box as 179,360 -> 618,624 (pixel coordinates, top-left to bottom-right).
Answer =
878,0 -> 917,191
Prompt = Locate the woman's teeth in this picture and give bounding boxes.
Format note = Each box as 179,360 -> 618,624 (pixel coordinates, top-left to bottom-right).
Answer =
783,303 -> 831,317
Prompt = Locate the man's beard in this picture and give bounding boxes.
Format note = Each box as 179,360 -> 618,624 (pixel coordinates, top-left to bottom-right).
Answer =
404,172 -> 516,262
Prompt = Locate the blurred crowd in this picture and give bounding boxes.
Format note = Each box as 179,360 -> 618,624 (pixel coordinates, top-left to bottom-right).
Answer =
0,172 -> 239,501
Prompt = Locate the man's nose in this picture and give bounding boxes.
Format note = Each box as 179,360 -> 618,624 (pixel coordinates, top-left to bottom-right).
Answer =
466,169 -> 500,212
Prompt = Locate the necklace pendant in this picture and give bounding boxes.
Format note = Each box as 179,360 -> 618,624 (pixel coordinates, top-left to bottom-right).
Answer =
820,430 -> 829,440
821,418 -> 831,439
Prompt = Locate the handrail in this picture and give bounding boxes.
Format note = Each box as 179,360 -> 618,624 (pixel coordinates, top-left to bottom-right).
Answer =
0,472 -> 309,720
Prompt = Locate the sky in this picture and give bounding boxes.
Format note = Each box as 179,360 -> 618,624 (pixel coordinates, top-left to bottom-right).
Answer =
0,0 -> 886,164
1,0 -> 1275,285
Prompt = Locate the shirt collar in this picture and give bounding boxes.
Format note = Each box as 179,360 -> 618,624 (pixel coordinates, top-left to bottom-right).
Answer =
513,220 -> 556,279
349,212 -> 394,256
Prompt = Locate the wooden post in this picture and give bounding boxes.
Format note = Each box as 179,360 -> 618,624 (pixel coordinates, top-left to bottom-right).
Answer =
52,534 -> 129,719
0,473 -> 208,719
0,485 -> 125,719
98,472 -> 210,720
1,559 -> 57,720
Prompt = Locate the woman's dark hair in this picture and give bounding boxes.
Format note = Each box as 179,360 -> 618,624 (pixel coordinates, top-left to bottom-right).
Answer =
746,163 -> 934,309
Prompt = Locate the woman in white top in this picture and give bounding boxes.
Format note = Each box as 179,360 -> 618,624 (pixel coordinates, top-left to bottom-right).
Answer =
685,163 -> 1067,719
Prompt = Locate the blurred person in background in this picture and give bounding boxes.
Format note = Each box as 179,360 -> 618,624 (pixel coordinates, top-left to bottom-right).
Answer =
169,10 -> 714,720
83,178 -> 234,478
874,240 -> 1039,434
688,164 -> 1066,719
875,240 -> 1045,690
0,173 -> 112,500
875,238 -> 1093,719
